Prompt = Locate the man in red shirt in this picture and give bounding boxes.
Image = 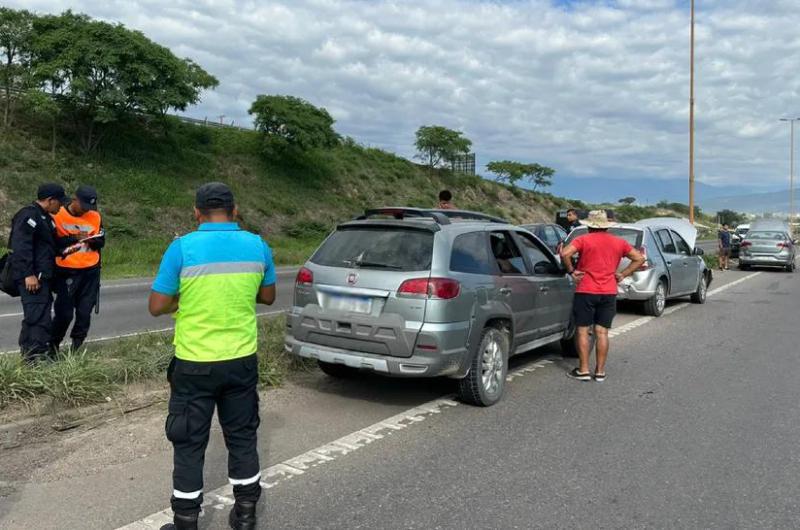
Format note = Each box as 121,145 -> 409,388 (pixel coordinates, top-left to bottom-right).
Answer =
560,211 -> 644,382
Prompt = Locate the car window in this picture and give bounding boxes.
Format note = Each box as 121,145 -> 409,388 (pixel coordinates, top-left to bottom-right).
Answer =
489,231 -> 526,275
311,228 -> 433,271
565,227 -> 643,247
554,225 -> 568,240
671,231 -> 692,255
543,225 -> 560,246
515,232 -> 558,275
656,229 -> 676,254
450,232 -> 494,275
748,231 -> 787,241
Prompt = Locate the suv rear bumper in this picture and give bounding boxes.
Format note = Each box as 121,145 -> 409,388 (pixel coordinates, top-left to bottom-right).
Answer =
285,334 -> 470,378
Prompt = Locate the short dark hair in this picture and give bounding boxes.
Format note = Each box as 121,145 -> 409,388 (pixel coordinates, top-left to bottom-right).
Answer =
566,208 -> 577,215
439,190 -> 452,202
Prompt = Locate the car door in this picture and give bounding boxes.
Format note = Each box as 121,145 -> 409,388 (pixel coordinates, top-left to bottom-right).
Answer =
512,230 -> 574,342
542,225 -> 562,254
488,231 -> 539,348
654,229 -> 684,295
671,230 -> 700,292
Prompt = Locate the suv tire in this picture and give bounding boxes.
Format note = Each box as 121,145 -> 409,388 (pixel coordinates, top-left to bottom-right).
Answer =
643,280 -> 667,317
458,327 -> 509,407
690,274 -> 707,304
318,360 -> 356,378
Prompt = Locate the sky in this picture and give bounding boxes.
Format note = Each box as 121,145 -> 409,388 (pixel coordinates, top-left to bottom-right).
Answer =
12,0 -> 800,196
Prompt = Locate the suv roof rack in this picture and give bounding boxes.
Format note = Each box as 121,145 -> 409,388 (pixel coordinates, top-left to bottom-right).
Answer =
355,207 -> 508,225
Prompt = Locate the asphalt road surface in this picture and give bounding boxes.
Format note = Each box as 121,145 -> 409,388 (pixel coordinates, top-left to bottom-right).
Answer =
2,268 -> 795,529
0,268 -> 299,354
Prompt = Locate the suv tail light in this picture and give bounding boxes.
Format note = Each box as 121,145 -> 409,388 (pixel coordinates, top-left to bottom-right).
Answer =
296,267 -> 314,286
777,242 -> 790,249
398,278 -> 460,300
638,246 -> 651,271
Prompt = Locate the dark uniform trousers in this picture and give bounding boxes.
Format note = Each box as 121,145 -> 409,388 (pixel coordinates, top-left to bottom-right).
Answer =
16,279 -> 54,361
166,354 -> 262,516
52,267 -> 100,350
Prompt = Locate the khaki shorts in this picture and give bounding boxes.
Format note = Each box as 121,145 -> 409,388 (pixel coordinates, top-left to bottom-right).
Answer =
719,247 -> 731,257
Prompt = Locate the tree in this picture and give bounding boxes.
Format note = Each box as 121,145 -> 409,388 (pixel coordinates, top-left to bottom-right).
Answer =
619,196 -> 636,205
716,209 -> 746,226
414,125 -> 472,169
29,11 -> 218,152
248,94 -> 339,155
0,7 -> 34,127
23,88 -> 60,158
486,160 -> 555,191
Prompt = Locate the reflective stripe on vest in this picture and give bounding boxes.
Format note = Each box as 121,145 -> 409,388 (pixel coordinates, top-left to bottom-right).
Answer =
53,207 -> 102,269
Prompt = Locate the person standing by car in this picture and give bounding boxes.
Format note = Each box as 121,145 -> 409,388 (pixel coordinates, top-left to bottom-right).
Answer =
438,190 -> 455,209
149,182 -> 276,530
566,208 -> 581,232
560,210 -> 644,382
718,223 -> 732,271
51,185 -> 105,352
8,183 -> 68,363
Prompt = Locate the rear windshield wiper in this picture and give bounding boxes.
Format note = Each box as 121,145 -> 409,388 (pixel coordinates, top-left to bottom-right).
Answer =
342,259 -> 402,270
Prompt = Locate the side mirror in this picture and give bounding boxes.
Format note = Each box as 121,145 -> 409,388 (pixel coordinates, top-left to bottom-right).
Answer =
693,247 -> 705,256
534,261 -> 558,275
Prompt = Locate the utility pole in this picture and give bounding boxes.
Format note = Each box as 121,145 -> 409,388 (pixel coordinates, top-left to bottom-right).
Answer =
688,0 -> 696,225
779,117 -> 799,234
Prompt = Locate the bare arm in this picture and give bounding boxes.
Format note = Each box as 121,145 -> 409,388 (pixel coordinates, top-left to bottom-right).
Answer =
616,248 -> 645,281
149,292 -> 179,316
257,284 -> 276,305
559,244 -> 585,281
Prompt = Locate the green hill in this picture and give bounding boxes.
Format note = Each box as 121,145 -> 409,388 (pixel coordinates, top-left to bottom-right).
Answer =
0,114 -> 574,278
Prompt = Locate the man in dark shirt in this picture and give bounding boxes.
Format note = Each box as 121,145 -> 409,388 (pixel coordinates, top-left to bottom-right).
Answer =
9,183 -> 69,362
566,208 -> 582,232
718,223 -> 732,271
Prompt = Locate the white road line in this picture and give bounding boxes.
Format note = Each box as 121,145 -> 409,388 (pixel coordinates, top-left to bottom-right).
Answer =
0,310 -> 287,355
0,312 -> 23,318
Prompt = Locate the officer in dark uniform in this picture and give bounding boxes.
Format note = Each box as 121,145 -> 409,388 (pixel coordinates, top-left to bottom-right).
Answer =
9,183 -> 69,363
149,183 -> 276,530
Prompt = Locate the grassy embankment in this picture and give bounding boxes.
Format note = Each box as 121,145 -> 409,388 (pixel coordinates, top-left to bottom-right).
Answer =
0,113 -> 572,279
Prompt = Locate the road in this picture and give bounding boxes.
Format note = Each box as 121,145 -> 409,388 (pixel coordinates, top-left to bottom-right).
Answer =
0,268 -> 299,353
2,268 -> 795,529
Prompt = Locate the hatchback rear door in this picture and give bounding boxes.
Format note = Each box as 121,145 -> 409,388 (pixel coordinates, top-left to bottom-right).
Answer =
292,223 -> 437,358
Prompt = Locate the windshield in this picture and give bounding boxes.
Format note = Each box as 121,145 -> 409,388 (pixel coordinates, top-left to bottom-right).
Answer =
746,231 -> 786,241
565,227 -> 643,247
310,227 -> 434,271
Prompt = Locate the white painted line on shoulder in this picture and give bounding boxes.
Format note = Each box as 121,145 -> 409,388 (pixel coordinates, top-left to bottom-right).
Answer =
0,312 -> 23,318
115,396 -> 460,529
707,271 -> 761,296
0,310 -> 287,355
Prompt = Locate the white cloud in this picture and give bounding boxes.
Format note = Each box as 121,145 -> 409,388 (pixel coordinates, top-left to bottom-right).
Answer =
11,0 -> 800,190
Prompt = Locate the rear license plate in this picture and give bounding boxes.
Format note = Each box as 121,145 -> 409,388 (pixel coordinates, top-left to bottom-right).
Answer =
327,294 -> 372,314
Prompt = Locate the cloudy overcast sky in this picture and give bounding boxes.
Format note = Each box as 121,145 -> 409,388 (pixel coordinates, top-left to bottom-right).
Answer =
13,0 -> 800,194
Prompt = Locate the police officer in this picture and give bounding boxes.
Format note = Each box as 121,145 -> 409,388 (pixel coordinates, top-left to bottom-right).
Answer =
52,185 -> 105,352
149,182 -> 276,530
9,183 -> 68,363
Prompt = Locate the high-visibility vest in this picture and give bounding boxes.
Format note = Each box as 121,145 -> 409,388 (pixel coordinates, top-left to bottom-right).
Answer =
53,207 -> 102,269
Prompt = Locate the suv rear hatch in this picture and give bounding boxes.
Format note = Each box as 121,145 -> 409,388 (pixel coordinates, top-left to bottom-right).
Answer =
290,222 -> 437,358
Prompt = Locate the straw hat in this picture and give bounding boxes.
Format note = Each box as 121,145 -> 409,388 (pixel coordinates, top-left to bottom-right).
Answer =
579,210 -> 618,229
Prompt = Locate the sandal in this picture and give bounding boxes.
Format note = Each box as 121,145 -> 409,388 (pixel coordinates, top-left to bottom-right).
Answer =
594,372 -> 606,382
567,368 -> 591,381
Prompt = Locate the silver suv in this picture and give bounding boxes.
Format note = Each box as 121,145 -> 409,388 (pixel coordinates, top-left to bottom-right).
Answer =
285,208 -> 576,406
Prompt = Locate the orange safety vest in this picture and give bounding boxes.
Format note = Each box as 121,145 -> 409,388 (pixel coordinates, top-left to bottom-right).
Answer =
53,207 -> 102,269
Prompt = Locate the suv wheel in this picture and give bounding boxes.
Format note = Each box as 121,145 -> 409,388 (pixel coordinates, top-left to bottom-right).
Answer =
690,274 -> 707,304
458,327 -> 509,407
318,360 -> 356,378
643,280 -> 666,317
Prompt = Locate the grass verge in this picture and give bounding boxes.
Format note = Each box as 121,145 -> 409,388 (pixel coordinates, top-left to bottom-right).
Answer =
0,315 -> 313,411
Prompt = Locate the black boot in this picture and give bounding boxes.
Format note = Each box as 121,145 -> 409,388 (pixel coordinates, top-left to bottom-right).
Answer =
71,338 -> 84,351
159,512 -> 198,530
228,501 -> 257,530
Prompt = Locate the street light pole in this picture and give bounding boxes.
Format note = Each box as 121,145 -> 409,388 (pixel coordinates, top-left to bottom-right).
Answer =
689,0 -> 696,225
780,117 -> 798,234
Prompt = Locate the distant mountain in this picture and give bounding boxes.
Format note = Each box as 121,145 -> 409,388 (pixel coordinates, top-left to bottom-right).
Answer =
548,177 -> 773,207
697,189 -> 799,215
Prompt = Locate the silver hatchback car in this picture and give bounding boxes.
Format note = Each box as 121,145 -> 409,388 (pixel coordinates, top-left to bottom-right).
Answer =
563,218 -> 712,317
285,208 -> 576,406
